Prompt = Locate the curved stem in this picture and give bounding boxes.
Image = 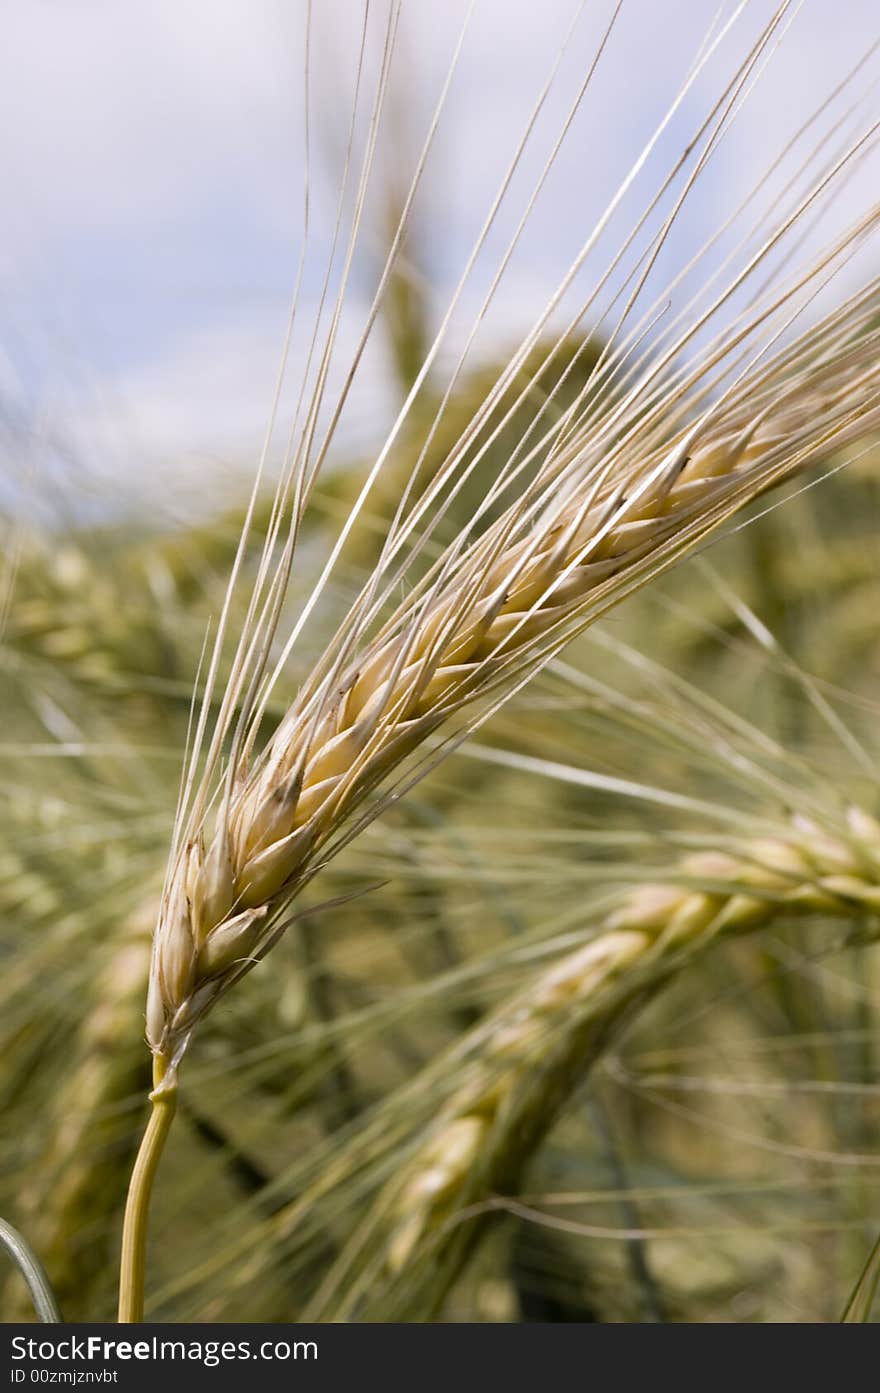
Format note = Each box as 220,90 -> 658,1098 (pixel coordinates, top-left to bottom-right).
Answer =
117,1055 -> 177,1323
0,1218 -> 63,1322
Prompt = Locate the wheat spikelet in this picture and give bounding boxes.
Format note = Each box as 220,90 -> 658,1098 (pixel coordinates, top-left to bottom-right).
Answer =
306,807 -> 880,1318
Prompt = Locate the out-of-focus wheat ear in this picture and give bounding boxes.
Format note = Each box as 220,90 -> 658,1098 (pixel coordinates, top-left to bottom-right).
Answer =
5,913 -> 152,1320
305,811 -> 880,1319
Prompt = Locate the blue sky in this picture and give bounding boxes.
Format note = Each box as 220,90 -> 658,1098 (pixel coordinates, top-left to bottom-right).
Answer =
2,1 -> 878,523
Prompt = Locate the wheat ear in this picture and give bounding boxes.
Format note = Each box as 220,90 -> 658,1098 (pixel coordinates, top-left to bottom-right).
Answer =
122,293 -> 880,1320
306,808 -> 880,1319
121,3 -> 880,1318
147,299 -> 880,1080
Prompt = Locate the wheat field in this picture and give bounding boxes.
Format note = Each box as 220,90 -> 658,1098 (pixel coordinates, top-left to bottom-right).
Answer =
3,0 -> 880,1324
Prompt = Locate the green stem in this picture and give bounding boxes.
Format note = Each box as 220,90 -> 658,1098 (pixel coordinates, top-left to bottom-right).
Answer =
117,1055 -> 177,1323
0,1218 -> 63,1322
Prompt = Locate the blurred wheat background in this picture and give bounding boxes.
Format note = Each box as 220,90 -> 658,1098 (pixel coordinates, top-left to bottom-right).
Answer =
3,0 -> 880,1323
